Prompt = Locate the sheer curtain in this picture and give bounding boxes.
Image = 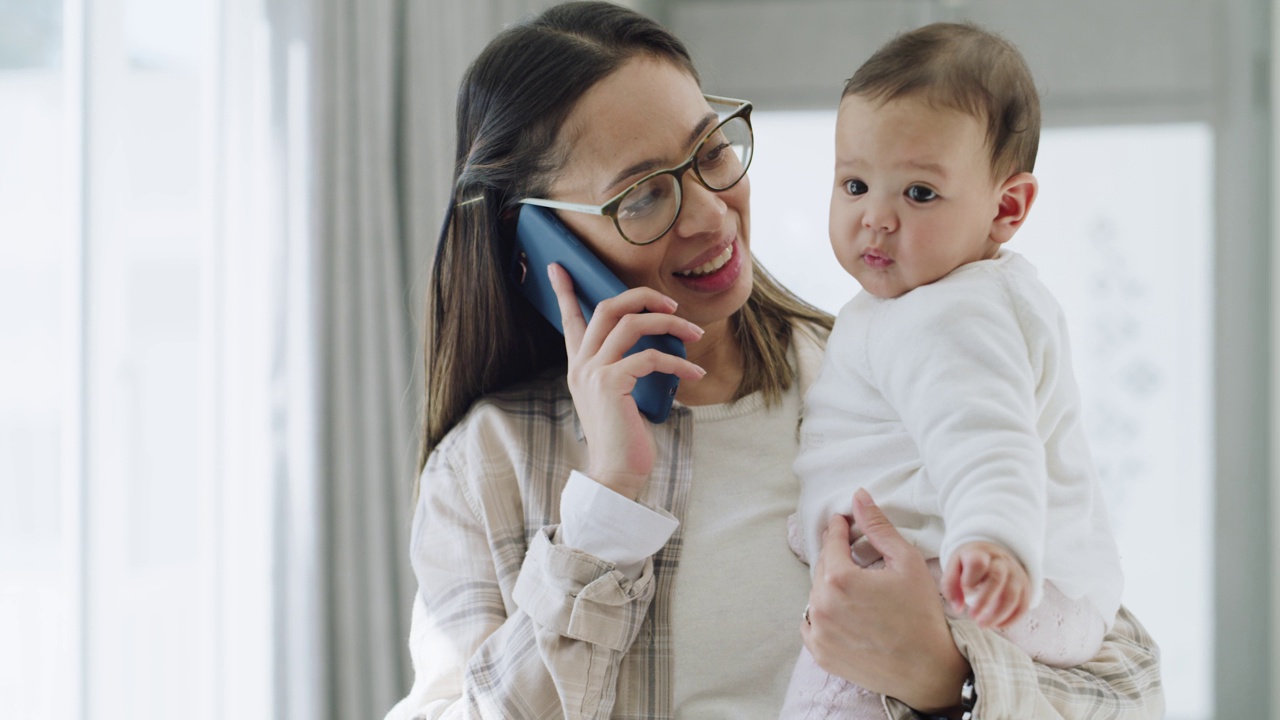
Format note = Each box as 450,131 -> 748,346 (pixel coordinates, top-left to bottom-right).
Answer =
298,1 -> 557,718
0,0 -> 590,717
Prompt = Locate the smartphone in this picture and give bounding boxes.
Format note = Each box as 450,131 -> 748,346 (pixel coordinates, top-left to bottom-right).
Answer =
509,204 -> 685,423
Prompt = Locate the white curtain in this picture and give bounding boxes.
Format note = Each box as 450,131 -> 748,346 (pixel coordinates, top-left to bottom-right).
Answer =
293,1 -> 558,718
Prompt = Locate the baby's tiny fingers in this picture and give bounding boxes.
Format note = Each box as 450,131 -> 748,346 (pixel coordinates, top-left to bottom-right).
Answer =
985,585 -> 1018,628
942,563 -> 966,612
959,553 -> 990,591
969,576 -> 1006,623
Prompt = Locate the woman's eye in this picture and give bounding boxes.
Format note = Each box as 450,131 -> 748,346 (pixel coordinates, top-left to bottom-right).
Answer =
906,185 -> 938,202
843,179 -> 867,196
699,140 -> 729,167
618,181 -> 667,220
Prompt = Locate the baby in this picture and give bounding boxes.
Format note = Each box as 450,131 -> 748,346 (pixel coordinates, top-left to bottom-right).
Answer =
781,22 -> 1124,718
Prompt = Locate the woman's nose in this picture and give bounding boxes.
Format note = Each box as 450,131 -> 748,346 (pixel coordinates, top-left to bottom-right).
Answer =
673,175 -> 728,238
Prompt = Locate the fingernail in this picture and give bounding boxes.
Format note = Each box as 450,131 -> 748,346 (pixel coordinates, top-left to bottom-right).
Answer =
691,323 -> 705,336
854,488 -> 874,507
693,364 -> 707,376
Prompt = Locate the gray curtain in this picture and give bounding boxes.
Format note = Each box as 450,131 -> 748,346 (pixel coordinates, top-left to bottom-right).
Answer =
303,2 -> 558,718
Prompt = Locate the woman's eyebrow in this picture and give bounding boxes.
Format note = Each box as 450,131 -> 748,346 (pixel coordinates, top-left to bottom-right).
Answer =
604,111 -> 718,192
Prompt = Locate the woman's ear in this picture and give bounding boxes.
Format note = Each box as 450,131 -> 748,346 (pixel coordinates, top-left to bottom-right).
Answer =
990,172 -> 1038,244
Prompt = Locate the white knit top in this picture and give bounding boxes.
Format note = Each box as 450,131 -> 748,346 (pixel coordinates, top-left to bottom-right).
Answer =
793,251 -> 1123,623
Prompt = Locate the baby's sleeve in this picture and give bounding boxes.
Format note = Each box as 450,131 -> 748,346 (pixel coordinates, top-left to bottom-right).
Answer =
867,275 -> 1048,602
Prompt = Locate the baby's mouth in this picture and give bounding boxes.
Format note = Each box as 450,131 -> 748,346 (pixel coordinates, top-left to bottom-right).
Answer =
862,249 -> 894,269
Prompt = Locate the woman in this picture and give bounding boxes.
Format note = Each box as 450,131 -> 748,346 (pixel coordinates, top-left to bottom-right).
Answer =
386,2 -> 1164,718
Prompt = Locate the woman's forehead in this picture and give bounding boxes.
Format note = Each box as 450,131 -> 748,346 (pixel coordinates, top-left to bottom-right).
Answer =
555,57 -> 710,199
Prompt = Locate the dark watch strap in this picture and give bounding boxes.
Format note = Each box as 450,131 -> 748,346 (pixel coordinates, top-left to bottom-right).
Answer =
917,674 -> 977,720
959,673 -> 977,719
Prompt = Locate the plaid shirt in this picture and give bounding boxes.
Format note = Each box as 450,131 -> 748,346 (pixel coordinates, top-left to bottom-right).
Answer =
386,328 -> 1164,720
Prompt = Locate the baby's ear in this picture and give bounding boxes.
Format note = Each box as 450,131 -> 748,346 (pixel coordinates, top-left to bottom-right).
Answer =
990,172 -> 1038,244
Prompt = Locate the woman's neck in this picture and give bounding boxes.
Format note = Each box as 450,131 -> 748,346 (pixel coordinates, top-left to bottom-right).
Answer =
676,318 -> 744,407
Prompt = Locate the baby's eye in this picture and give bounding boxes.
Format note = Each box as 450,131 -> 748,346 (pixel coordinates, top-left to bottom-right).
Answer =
844,179 -> 868,196
906,185 -> 938,202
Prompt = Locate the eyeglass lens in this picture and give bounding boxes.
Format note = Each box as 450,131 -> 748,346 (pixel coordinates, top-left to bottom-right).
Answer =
615,115 -> 753,244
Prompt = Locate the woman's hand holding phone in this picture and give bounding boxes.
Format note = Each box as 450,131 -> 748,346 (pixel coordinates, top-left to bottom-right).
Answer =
548,264 -> 706,500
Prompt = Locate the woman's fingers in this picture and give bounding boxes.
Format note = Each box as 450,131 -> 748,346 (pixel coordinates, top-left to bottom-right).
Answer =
595,312 -> 704,363
546,264 -> 696,495
801,496 -> 968,707
579,288 -> 684,357
549,264 -> 694,362
547,263 -> 588,352
848,488 -> 917,568
804,515 -> 851,631
549,264 -> 700,392
813,514 -> 856,592
849,534 -> 883,568
577,348 -> 707,403
612,348 -> 707,383
578,280 -> 686,351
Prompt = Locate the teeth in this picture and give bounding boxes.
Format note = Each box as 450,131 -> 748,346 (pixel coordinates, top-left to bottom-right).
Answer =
676,246 -> 733,277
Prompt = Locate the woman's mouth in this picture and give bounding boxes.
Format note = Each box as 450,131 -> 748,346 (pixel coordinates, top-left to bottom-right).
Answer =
672,240 -> 744,292
674,245 -> 734,277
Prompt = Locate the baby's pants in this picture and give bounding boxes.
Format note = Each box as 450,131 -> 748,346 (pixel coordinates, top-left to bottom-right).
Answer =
777,559 -> 1107,719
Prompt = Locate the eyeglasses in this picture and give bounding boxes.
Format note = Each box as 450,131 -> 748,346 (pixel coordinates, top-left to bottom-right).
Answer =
519,95 -> 754,246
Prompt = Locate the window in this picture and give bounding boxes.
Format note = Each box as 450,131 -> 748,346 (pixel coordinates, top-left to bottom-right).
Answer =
0,2 -> 75,718
82,0 -> 214,715
2,1 -> 281,716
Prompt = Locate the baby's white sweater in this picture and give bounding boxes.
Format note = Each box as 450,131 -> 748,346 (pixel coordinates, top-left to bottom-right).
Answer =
794,251 -> 1123,623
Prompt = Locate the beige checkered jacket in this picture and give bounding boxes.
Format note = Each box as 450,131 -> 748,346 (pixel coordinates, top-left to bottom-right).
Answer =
386,327 -> 1164,720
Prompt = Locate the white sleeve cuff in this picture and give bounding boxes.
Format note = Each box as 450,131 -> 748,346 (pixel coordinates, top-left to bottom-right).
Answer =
558,470 -> 679,580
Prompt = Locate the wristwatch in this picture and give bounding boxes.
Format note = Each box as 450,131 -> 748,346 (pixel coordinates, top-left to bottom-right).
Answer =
959,673 -> 977,720
918,674 -> 977,720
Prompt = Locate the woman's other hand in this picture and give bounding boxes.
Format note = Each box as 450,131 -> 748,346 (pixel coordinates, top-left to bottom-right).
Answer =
802,488 -> 970,714
548,263 -> 706,499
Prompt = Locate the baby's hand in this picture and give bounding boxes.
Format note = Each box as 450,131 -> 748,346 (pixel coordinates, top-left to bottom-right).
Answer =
941,541 -> 1031,629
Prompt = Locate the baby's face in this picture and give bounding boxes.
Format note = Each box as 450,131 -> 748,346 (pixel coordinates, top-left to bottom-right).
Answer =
830,94 -> 1006,299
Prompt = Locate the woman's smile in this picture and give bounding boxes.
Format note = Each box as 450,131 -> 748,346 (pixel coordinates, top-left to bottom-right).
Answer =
671,237 -> 743,293
673,241 -> 734,277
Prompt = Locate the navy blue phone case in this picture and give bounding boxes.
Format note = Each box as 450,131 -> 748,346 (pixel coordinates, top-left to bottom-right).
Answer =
510,204 -> 685,423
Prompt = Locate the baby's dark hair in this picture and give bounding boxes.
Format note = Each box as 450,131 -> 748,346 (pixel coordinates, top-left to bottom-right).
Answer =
843,22 -> 1040,178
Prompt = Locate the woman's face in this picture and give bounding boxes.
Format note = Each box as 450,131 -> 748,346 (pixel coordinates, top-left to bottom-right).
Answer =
547,57 -> 753,330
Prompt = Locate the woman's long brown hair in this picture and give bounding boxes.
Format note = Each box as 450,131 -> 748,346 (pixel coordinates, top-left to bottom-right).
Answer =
418,2 -> 831,494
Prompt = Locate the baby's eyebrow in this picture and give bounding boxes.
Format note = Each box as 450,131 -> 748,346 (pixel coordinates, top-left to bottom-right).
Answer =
905,160 -> 947,176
